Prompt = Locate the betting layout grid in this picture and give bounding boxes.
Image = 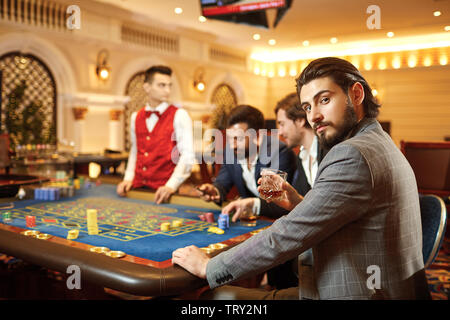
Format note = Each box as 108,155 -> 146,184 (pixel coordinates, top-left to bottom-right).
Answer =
1,185 -> 271,261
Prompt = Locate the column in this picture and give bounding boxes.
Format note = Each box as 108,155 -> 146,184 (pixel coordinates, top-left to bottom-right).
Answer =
72,107 -> 88,152
109,109 -> 122,151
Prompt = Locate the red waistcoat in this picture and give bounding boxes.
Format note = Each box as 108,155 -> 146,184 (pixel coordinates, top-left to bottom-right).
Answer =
132,105 -> 178,190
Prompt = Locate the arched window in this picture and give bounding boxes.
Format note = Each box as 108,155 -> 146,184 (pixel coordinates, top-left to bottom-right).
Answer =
0,52 -> 57,148
209,83 -> 237,130
123,71 -> 146,150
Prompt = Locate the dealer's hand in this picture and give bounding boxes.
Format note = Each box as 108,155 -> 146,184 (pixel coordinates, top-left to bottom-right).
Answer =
155,186 -> 175,204
172,245 -> 209,279
116,180 -> 132,197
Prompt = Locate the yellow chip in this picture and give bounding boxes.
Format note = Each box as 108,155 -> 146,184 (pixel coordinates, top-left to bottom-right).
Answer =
90,246 -> 110,254
88,226 -> 99,235
87,209 -> 98,221
37,233 -> 52,240
106,250 -> 126,258
207,227 -> 224,235
161,222 -> 171,231
67,229 -> 79,240
172,220 -> 183,228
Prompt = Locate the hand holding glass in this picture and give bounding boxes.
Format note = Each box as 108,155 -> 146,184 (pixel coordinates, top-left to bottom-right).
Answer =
259,169 -> 287,201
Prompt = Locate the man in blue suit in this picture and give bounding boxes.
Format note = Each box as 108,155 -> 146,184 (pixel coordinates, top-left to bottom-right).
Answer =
197,104 -> 297,208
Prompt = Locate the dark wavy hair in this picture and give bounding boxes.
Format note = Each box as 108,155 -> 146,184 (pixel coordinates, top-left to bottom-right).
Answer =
274,92 -> 311,128
296,57 -> 380,118
226,104 -> 265,131
144,65 -> 172,83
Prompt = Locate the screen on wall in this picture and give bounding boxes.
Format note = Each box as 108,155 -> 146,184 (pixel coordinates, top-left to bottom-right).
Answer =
200,0 -> 286,17
199,0 -> 290,28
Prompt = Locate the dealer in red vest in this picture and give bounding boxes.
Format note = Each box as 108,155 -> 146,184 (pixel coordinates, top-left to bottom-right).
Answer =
117,65 -> 194,204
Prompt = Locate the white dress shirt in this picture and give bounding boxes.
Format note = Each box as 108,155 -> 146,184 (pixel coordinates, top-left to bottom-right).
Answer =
238,155 -> 262,215
124,102 -> 194,191
299,135 -> 318,187
238,155 -> 259,197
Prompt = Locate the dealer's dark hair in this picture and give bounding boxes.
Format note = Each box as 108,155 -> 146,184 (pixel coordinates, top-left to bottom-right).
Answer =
296,57 -> 380,118
144,65 -> 172,83
226,104 -> 265,131
274,92 -> 311,128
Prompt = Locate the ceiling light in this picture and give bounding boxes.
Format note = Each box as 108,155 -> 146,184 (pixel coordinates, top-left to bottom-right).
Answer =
174,7 -> 183,14
433,11 -> 441,17
198,16 -> 206,22
330,37 -> 338,44
364,60 -> 372,71
387,32 -> 394,38
302,40 -> 310,47
392,56 -> 401,69
423,56 -> 432,67
278,68 -> 286,77
268,39 -> 276,46
407,55 -> 417,68
289,67 -> 297,77
253,33 -> 261,40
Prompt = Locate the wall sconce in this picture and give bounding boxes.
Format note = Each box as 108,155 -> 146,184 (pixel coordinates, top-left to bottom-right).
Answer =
193,67 -> 206,92
96,49 -> 110,81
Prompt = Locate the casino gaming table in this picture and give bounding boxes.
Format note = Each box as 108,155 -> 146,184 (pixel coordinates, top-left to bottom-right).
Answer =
0,184 -> 271,297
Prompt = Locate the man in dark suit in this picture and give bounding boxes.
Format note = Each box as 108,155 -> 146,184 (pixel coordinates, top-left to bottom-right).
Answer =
221,93 -> 327,289
222,93 -> 327,221
197,104 -> 296,206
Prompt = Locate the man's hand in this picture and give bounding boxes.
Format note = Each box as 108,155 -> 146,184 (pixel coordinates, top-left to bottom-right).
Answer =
116,180 -> 132,197
172,245 -> 209,279
196,184 -> 221,202
222,198 -> 256,223
155,186 -> 175,204
257,179 -> 303,211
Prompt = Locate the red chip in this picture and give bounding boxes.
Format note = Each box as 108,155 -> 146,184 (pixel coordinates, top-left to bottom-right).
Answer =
26,215 -> 36,228
205,212 -> 215,223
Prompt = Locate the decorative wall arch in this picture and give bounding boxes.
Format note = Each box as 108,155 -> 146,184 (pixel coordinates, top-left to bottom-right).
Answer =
205,71 -> 245,105
0,32 -> 77,140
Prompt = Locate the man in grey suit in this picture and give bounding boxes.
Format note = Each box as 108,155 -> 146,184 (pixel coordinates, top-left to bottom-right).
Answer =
172,57 -> 430,300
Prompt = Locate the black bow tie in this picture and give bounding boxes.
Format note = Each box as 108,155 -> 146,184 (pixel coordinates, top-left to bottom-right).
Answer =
145,110 -> 160,118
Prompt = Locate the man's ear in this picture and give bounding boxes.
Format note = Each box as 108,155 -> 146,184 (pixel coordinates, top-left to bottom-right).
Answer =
350,82 -> 365,106
143,82 -> 150,93
349,82 -> 365,120
295,118 -> 306,128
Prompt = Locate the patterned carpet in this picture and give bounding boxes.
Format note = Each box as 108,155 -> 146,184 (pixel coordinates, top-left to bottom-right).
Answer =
425,239 -> 450,300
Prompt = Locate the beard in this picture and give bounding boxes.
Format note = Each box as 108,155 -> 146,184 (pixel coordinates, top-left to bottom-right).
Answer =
314,100 -> 359,150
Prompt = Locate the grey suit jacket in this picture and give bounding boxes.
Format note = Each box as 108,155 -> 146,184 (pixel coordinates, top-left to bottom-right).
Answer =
206,118 -> 430,299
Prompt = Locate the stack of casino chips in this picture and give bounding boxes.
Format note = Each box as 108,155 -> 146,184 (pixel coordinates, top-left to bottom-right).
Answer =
199,212 -> 215,223
2,212 -> 12,223
26,215 -> 36,228
34,186 -> 75,200
87,209 -> 99,235
218,213 -> 229,230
